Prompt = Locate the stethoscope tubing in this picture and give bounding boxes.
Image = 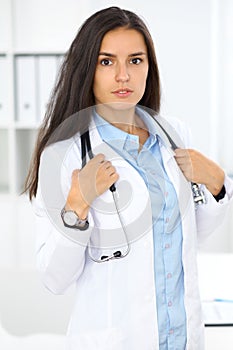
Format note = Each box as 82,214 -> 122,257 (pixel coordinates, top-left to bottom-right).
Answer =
81,131 -> 130,263
153,118 -> 206,206
79,114 -> 206,263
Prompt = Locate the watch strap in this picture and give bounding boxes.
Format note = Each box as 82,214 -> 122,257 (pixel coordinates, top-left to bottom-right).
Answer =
213,185 -> 226,202
61,207 -> 89,231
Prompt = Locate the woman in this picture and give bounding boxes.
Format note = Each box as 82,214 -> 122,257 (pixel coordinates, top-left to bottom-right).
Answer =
25,6 -> 233,350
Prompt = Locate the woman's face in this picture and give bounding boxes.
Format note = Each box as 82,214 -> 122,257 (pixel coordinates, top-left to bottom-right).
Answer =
93,27 -> 149,109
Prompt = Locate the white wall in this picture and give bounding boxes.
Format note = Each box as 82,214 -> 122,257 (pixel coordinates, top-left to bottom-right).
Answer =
12,0 -> 91,52
3,0 -> 232,165
0,0 -> 11,51
218,0 -> 233,174
89,0 -> 222,159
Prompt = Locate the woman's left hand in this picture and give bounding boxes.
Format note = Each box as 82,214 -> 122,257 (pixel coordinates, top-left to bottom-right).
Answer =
174,148 -> 225,196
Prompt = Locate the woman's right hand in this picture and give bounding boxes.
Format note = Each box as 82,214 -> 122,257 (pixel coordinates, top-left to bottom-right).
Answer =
65,153 -> 119,219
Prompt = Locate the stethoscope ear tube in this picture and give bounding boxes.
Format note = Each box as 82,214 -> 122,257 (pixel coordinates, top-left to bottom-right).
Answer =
153,117 -> 207,207
81,131 -> 94,168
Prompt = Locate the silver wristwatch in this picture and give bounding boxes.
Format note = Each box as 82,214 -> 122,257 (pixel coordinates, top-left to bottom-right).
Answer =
61,207 -> 89,230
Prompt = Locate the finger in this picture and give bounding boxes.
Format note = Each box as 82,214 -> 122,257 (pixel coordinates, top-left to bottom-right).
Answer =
71,169 -> 80,183
105,165 -> 117,176
175,157 -> 190,166
174,148 -> 190,158
99,160 -> 112,170
111,172 -> 119,182
92,153 -> 105,164
108,172 -> 119,185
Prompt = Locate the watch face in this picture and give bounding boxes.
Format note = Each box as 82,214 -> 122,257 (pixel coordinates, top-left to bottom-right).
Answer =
63,211 -> 77,226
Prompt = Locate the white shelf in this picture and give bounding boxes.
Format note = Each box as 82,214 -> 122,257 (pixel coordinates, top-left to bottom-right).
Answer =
0,51 -> 63,195
0,50 -> 65,197
0,129 -> 10,193
0,0 -> 86,197
15,129 -> 38,193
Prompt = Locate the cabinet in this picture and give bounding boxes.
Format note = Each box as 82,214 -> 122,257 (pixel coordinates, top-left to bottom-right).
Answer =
0,0 -> 92,198
0,53 -> 63,195
0,0 -> 97,278
0,0 -> 69,276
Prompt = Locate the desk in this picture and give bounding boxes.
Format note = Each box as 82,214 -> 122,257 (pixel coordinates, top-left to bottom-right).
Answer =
205,326 -> 233,350
198,253 -> 233,349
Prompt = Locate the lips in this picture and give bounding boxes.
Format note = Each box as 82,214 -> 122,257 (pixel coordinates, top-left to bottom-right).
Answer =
112,88 -> 133,98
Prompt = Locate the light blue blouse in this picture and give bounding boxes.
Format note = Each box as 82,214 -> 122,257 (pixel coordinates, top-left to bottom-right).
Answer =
94,107 -> 187,349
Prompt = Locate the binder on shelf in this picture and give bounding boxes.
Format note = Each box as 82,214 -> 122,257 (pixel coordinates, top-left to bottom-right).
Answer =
0,129 -> 9,192
56,54 -> 64,72
37,56 -> 58,122
0,56 -> 9,121
15,129 -> 37,194
15,56 -> 37,125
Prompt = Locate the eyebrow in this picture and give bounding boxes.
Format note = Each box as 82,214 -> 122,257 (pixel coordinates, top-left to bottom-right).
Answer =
98,51 -> 147,57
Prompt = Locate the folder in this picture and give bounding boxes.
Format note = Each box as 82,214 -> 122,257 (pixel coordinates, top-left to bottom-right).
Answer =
15,56 -> 37,124
0,56 -> 9,121
0,129 -> 9,192
56,54 -> 64,72
37,56 -> 58,122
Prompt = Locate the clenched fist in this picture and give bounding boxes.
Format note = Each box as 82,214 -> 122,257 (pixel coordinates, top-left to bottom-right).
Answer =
174,148 -> 225,196
65,153 -> 119,219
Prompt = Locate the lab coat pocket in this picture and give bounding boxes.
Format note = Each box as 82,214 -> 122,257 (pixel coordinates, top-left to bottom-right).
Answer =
66,328 -> 123,350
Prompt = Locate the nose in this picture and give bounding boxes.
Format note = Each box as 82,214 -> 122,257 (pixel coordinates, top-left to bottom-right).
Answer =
115,62 -> 129,83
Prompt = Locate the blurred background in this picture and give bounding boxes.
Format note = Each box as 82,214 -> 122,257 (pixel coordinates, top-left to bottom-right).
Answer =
0,0 -> 233,349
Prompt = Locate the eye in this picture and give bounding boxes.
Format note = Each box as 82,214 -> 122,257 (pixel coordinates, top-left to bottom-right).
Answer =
130,57 -> 142,65
100,58 -> 113,66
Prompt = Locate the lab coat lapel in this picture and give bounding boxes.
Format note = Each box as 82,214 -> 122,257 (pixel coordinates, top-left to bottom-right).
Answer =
87,119 -> 154,251
160,142 -> 193,222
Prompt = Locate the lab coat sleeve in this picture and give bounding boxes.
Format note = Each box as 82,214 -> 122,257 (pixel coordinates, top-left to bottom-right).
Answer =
32,143 -> 94,295
174,117 -> 233,241
167,116 -> 233,241
195,174 -> 233,242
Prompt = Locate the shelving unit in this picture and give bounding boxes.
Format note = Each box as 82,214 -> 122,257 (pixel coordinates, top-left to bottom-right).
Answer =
0,57 -> 63,194
0,52 -> 63,196
0,128 -> 9,193
0,1 -> 68,275
0,0 -> 95,273
0,0 -> 86,199
0,0 -> 13,196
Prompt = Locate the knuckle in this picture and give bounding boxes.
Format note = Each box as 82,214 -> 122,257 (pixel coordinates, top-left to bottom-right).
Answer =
96,153 -> 105,160
72,169 -> 79,178
93,154 -> 104,165
189,149 -> 195,156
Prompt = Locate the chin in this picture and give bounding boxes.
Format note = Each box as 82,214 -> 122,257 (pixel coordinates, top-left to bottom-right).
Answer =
97,101 -> 137,112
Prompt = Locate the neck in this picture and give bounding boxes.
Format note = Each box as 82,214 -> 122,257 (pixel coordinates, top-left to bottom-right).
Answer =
95,103 -> 145,134
112,118 -> 145,134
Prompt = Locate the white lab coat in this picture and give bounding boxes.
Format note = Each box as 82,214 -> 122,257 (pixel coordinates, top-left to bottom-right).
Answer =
33,115 -> 233,350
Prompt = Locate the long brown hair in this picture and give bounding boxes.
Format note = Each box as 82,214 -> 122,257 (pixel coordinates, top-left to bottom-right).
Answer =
24,6 -> 161,199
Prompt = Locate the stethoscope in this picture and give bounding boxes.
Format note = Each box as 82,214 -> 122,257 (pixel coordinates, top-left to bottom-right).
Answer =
80,116 -> 206,263
81,130 -> 131,263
